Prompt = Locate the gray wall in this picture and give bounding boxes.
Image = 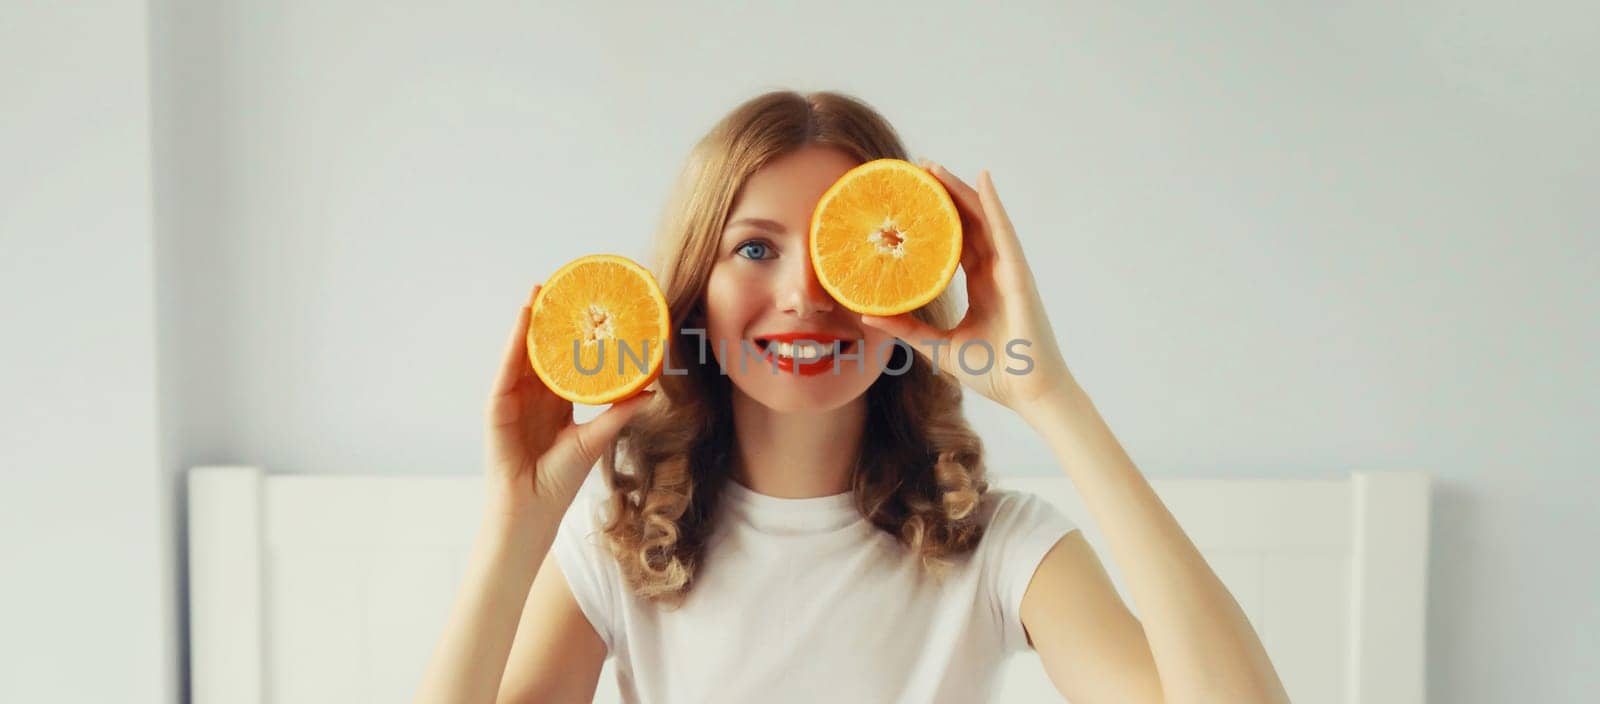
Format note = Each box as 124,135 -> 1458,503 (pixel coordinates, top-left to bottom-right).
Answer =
4,1 -> 1595,702
1,2 -> 175,702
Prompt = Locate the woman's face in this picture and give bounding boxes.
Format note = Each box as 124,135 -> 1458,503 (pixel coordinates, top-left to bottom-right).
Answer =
701,145 -> 898,414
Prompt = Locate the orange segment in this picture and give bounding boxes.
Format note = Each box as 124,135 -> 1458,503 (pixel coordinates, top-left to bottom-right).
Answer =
527,254 -> 670,405
809,158 -> 963,316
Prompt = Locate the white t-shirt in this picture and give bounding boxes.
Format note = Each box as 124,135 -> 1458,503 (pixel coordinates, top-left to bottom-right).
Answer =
551,469 -> 1077,704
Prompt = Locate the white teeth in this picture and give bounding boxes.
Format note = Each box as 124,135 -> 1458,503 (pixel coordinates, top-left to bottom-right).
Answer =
768,340 -> 833,360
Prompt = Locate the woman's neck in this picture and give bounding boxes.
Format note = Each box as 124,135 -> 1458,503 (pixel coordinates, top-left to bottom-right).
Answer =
728,389 -> 866,499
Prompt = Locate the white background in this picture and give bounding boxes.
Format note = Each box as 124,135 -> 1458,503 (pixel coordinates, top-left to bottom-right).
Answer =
2,1 -> 1595,702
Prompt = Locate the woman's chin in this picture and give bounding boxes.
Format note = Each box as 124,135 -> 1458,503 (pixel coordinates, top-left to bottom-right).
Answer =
731,372 -> 876,415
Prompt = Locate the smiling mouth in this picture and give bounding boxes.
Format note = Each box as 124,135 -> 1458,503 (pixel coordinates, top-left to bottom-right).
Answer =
753,338 -> 857,362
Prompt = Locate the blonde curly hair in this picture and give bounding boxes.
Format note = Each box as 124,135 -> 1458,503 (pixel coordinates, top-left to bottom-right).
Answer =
596,90 -> 989,608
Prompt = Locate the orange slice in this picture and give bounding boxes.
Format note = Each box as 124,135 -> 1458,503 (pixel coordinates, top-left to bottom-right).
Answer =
527,254 -> 670,405
809,158 -> 963,316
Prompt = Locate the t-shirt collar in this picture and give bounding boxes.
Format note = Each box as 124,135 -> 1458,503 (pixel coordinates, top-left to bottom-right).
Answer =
720,478 -> 862,534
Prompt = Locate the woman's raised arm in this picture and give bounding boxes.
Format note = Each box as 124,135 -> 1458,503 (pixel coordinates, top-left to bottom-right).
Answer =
860,165 -> 1288,703
414,287 -> 651,704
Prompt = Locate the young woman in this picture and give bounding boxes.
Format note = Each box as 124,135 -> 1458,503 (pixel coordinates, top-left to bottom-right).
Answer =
416,91 -> 1288,704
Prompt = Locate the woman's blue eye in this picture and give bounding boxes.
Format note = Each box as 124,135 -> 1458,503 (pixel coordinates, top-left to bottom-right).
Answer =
735,241 -> 774,260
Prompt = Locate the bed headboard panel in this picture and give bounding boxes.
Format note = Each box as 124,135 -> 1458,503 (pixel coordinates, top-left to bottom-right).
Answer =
188,467 -> 1428,704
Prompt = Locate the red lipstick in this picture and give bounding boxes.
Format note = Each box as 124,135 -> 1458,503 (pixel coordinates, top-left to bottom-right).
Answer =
750,332 -> 859,377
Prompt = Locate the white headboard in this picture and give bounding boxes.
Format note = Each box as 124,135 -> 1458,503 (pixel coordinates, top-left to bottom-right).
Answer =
188,467 -> 1429,704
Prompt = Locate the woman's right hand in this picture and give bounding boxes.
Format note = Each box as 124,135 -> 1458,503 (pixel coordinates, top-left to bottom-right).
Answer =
483,284 -> 655,520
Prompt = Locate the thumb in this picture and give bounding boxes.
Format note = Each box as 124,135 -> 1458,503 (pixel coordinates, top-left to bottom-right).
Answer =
547,389 -> 656,478
859,313 -> 952,370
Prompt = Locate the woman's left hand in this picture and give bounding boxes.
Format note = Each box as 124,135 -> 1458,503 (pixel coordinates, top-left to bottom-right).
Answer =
858,162 -> 1077,416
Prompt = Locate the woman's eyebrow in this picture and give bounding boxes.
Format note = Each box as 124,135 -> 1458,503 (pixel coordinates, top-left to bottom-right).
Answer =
725,217 -> 787,233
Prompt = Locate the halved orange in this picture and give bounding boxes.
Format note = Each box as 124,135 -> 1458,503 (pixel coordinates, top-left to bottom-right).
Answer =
809,158 -> 963,316
527,254 -> 670,405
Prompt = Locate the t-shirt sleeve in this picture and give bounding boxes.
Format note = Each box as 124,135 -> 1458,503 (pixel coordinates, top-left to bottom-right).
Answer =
549,470 -> 620,653
984,489 -> 1079,654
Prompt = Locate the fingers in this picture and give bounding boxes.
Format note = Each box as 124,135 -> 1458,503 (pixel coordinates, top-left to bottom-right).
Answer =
923,162 -> 1026,266
975,169 -> 1026,262
921,161 -> 997,269
491,284 -> 543,400
492,311 -> 533,402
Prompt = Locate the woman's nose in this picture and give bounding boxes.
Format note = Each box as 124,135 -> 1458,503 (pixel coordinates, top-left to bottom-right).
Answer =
779,253 -> 835,318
